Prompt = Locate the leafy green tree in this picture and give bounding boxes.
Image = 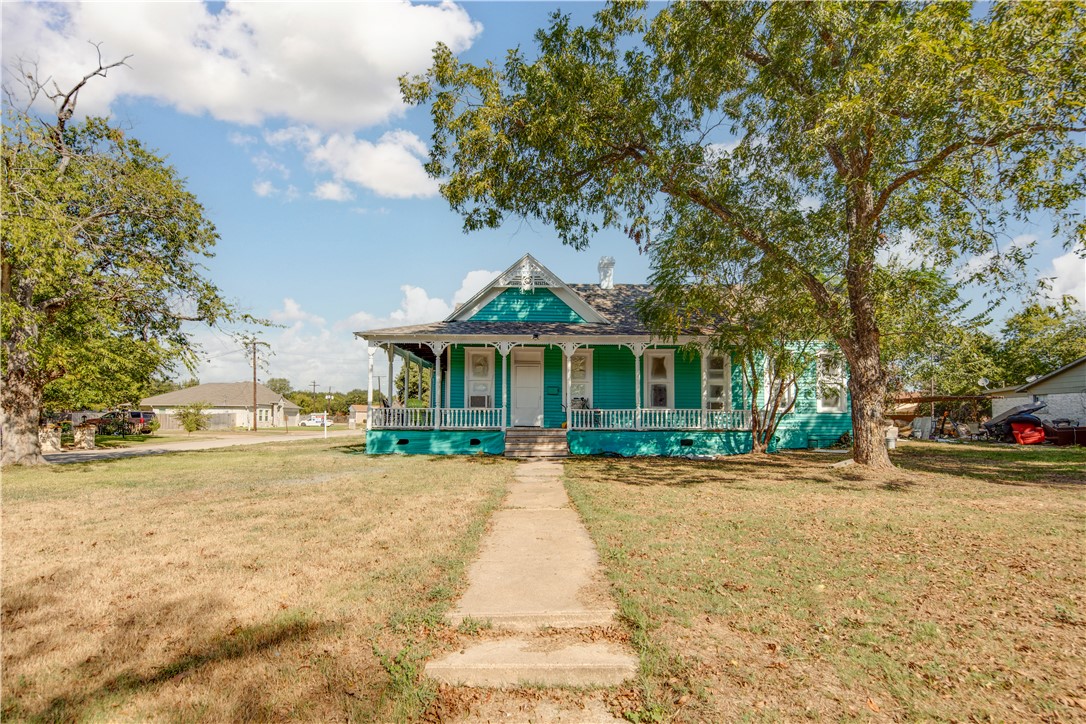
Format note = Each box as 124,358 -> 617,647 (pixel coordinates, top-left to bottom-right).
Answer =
176,403 -> 211,434
996,303 -> 1086,384
875,265 -> 1002,399
405,2 -> 1084,468
640,219 -> 828,452
265,377 -> 292,396
2,58 -> 246,465
395,363 -> 431,405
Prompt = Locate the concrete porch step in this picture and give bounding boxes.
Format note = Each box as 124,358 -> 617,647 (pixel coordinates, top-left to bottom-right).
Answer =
425,638 -> 637,687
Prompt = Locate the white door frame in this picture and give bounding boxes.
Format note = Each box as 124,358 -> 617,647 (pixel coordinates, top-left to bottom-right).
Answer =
511,348 -> 544,427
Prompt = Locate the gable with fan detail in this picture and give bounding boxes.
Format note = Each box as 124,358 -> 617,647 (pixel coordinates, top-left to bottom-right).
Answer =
447,254 -> 609,324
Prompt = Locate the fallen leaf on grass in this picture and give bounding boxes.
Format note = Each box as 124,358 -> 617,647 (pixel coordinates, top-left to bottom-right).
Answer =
867,698 -> 881,712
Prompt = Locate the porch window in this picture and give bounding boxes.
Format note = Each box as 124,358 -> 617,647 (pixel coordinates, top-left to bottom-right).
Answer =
465,348 -> 495,408
570,350 -> 593,408
816,352 -> 847,413
644,350 -> 674,409
706,353 -> 730,410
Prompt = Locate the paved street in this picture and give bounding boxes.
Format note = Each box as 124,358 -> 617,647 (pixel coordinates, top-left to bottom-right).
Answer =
44,429 -> 362,464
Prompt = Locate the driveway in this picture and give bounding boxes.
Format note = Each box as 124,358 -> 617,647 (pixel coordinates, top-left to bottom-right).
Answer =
44,429 -> 362,465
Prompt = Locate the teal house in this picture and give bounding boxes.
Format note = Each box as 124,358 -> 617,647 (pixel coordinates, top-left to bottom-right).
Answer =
356,254 -> 851,457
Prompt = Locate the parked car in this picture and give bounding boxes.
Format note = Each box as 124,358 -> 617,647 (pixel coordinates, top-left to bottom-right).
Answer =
84,410 -> 157,435
299,416 -> 331,427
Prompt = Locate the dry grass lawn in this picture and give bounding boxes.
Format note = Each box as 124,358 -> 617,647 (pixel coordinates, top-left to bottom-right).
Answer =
564,442 -> 1086,722
2,440 -> 512,722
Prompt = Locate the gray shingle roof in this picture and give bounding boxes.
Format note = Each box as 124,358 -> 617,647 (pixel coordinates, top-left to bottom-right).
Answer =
142,382 -> 299,410
361,284 -> 657,338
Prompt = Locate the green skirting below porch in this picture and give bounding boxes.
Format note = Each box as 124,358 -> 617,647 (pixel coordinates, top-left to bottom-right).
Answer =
568,431 -> 752,457
366,430 -> 505,455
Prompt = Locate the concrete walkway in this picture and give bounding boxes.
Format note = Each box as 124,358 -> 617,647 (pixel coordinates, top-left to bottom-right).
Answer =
43,429 -> 361,464
427,460 -> 637,704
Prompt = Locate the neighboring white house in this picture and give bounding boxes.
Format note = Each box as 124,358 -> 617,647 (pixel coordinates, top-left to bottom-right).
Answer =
988,355 -> 1086,424
142,382 -> 301,430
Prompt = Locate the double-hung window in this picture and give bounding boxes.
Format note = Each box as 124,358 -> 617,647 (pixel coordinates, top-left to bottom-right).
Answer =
765,362 -> 797,411
465,348 -> 495,408
570,350 -> 593,408
644,350 -> 674,409
706,353 -> 731,410
816,352 -> 848,413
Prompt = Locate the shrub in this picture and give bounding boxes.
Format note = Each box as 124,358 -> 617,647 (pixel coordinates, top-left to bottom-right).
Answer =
176,403 -> 211,434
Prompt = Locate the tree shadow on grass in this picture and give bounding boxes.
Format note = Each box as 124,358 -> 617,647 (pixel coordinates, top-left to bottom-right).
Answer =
894,451 -> 1086,488
566,455 -> 810,489
13,605 -> 321,723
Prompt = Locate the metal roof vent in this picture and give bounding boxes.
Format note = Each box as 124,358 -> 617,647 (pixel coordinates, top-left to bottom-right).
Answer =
598,256 -> 615,289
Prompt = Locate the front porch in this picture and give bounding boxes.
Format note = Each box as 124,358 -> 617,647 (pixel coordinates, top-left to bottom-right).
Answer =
361,339 -> 753,434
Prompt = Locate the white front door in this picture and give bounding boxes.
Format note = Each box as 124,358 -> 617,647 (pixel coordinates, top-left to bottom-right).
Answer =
512,351 -> 544,427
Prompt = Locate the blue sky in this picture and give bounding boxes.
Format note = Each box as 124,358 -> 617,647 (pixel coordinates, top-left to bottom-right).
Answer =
3,2 -> 1082,394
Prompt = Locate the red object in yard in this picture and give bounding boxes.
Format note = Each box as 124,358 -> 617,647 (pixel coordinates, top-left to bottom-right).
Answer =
1011,422 -> 1045,445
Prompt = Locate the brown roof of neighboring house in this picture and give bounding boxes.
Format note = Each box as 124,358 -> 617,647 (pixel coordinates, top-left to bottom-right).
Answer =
142,382 -> 300,410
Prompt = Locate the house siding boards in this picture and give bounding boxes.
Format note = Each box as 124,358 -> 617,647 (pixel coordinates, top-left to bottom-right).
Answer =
593,346 -> 636,409
470,288 -> 587,323
1022,359 -> 1085,396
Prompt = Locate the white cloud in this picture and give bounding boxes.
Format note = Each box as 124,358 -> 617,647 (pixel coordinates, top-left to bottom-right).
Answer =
1043,249 -> 1085,308
252,180 -> 275,197
876,229 -> 929,269
228,131 -> 257,147
958,234 -> 1036,280
388,285 -> 453,324
265,125 -> 322,149
307,130 -> 440,199
2,1 -> 482,131
453,269 -> 501,305
312,181 -> 354,202
269,298 -> 326,327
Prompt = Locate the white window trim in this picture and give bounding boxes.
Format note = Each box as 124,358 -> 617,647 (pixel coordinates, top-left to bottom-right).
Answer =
570,349 -> 594,408
464,347 -> 496,408
705,352 -> 732,411
764,359 -> 798,412
643,349 -> 675,410
816,351 -> 848,413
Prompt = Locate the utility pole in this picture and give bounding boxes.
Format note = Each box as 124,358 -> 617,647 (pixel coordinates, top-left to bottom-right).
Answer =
310,380 -> 319,394
243,336 -> 271,431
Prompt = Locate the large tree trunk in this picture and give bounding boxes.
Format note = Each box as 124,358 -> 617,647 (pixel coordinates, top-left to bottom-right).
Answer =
843,334 -> 893,469
1,346 -> 47,466
841,183 -> 894,470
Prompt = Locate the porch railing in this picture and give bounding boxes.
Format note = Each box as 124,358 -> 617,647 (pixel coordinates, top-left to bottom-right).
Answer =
370,407 -> 502,430
371,407 -> 750,431
570,408 -> 751,431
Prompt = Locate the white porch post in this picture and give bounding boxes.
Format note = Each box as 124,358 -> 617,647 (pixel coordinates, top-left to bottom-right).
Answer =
700,344 -> 709,429
628,342 -> 647,431
444,365 -> 450,409
387,346 -> 394,406
497,343 -> 513,432
433,351 -> 442,430
560,342 -> 579,431
565,348 -> 573,430
366,344 -> 375,430
424,341 -> 448,431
